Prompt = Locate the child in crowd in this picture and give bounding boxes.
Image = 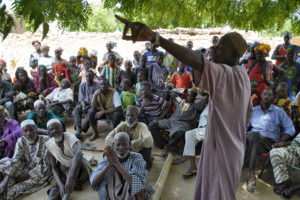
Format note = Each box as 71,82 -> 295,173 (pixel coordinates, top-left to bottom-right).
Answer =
149,52 -> 168,90
171,61 -> 193,89
292,90 -> 300,131
136,54 -> 149,79
250,80 -> 258,106
120,79 -> 136,112
273,82 -> 292,116
133,50 -> 140,70
13,81 -> 27,108
79,58 -> 96,83
67,56 -> 81,99
136,71 -> 147,99
119,60 -> 136,87
101,54 -> 120,88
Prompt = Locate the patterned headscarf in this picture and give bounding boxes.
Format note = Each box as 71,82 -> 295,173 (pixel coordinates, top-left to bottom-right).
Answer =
78,47 -> 88,57
254,43 -> 271,55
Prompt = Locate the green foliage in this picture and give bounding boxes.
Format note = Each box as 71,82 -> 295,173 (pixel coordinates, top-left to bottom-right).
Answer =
0,0 -> 91,39
0,0 -> 15,39
85,3 -> 119,32
102,0 -> 300,35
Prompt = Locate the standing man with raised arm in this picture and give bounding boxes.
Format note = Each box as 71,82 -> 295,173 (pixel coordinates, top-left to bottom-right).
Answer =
115,15 -> 252,200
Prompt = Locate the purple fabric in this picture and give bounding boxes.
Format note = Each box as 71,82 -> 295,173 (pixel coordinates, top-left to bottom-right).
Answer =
34,73 -> 58,95
151,63 -> 167,89
194,57 -> 252,200
1,119 -> 23,158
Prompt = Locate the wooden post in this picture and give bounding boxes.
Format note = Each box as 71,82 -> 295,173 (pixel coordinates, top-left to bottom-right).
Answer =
151,153 -> 173,200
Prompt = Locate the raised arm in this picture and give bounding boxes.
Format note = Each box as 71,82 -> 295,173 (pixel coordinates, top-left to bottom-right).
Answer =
115,15 -> 204,72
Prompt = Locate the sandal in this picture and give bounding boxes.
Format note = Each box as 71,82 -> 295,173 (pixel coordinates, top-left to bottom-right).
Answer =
246,178 -> 256,192
182,169 -> 197,179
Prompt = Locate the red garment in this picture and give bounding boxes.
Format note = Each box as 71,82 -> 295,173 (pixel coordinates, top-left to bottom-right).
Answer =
275,44 -> 287,66
171,71 -> 192,88
248,60 -> 269,104
53,60 -> 71,83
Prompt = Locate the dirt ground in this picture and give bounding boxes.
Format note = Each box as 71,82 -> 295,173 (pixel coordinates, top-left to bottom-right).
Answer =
14,116 -> 300,200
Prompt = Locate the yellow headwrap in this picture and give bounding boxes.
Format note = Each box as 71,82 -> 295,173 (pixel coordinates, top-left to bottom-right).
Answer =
254,43 -> 271,55
78,47 -> 88,57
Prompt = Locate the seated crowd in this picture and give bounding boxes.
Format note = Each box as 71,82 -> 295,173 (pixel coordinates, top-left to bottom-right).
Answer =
0,33 -> 299,199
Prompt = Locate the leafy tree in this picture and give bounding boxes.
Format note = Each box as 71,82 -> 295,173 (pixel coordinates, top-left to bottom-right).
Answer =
102,0 -> 300,34
0,0 -> 91,39
85,3 -> 119,33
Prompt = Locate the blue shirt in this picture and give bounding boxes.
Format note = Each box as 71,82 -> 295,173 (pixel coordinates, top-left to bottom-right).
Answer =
143,50 -> 160,67
249,104 -> 295,142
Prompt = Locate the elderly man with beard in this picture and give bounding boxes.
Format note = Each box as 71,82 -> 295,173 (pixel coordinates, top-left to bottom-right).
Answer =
0,119 -> 51,200
46,119 -> 92,200
105,106 -> 154,169
27,100 -> 64,135
90,132 -> 155,200
149,88 -> 205,154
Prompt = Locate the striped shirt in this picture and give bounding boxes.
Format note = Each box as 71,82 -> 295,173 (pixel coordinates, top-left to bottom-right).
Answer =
101,64 -> 120,88
136,94 -> 167,117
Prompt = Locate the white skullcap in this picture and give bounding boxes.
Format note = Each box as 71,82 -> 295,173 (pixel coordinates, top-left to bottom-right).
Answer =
34,100 -> 45,108
21,119 -> 36,129
46,119 -> 61,129
90,49 -> 97,56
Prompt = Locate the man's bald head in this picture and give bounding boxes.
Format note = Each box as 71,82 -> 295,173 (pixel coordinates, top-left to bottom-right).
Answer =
114,132 -> 130,144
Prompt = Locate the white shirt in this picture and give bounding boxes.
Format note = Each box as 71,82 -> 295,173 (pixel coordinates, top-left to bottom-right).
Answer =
45,87 -> 74,103
113,91 -> 122,107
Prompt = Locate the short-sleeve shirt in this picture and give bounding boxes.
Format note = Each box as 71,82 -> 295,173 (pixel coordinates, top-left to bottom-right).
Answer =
136,94 -> 167,117
120,91 -> 136,112
78,81 -> 99,105
171,71 -> 192,88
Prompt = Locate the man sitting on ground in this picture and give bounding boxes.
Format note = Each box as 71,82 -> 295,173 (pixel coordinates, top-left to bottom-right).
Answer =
27,100 -> 64,135
244,88 -> 295,192
46,119 -> 92,200
105,106 -> 154,169
85,78 -> 122,141
0,119 -> 51,200
74,70 -> 99,139
270,133 -> 300,199
149,88 -> 205,154
90,132 -> 155,200
45,78 -> 74,116
136,81 -> 167,125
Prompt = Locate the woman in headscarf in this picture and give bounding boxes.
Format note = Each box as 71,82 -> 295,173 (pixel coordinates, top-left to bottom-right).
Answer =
0,105 -> 23,159
246,43 -> 286,104
0,59 -> 11,82
34,65 -> 58,98
77,47 -> 89,66
13,68 -> 37,111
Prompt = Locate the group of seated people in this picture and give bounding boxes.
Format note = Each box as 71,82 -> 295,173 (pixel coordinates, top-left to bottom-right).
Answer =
0,32 -> 299,199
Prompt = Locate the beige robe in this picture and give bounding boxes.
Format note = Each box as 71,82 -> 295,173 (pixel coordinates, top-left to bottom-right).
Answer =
45,132 -> 92,175
105,122 -> 154,152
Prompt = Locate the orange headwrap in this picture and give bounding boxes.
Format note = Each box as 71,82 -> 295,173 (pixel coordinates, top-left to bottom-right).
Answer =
254,43 -> 271,55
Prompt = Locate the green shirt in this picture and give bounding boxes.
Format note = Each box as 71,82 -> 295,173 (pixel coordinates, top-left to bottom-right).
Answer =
120,91 -> 136,112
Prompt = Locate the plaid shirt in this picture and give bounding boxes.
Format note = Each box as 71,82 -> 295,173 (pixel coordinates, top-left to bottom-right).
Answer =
90,152 -> 155,200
